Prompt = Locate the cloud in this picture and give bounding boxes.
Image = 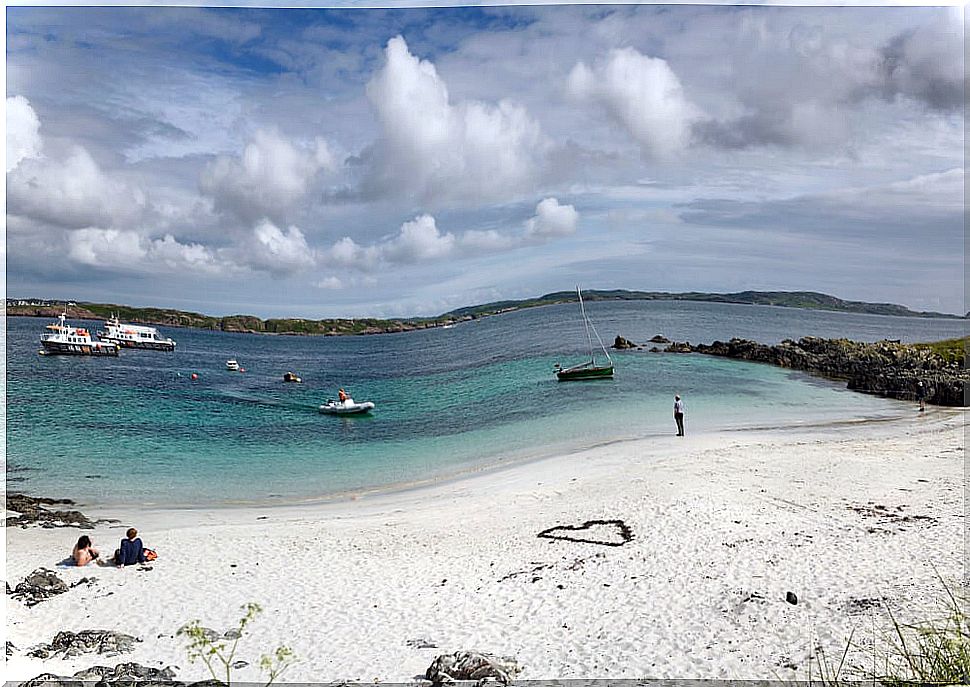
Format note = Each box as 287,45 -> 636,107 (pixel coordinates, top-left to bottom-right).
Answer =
458,229 -> 517,252
8,145 -> 147,229
524,197 -> 579,239
150,234 -> 224,273
201,128 -> 336,223
6,95 -> 42,172
314,276 -> 344,290
567,48 -> 701,157
677,168 -> 963,250
323,214 -> 454,270
363,35 -> 546,204
876,19 -> 964,111
67,228 -> 223,275
689,12 -> 962,152
383,214 -> 456,262
241,219 -> 316,276
322,198 -> 580,272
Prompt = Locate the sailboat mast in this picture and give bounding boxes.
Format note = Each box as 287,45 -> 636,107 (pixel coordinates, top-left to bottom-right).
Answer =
577,286 -> 595,363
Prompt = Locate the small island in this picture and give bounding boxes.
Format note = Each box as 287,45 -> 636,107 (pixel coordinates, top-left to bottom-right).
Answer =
6,289 -> 966,338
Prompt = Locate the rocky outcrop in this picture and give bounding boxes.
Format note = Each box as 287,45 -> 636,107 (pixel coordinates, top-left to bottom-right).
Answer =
690,337 -> 967,406
28,631 -> 139,659
5,493 -> 118,529
10,568 -> 97,607
664,341 -> 693,353
612,335 -> 638,350
649,334 -> 671,343
23,663 -> 183,687
426,651 -> 520,685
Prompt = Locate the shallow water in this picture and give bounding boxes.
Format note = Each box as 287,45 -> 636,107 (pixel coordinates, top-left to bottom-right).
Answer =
6,301 -> 965,505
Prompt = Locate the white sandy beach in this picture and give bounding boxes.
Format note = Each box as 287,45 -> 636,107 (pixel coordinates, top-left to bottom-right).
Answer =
5,408 -> 965,683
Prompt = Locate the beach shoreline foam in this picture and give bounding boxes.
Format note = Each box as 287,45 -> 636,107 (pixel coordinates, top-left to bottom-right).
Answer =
6,409 -> 965,682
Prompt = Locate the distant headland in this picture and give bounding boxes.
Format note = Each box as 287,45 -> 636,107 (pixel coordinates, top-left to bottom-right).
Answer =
6,290 -> 966,336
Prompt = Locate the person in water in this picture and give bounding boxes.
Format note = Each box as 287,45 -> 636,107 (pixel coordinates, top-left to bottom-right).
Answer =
114,528 -> 147,566
338,388 -> 349,403
72,535 -> 100,566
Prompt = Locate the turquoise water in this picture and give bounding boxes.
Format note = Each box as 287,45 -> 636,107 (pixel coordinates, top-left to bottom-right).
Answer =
6,302 -> 965,505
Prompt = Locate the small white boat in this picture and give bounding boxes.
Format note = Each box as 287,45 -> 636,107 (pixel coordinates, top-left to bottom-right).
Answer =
319,399 -> 375,415
226,359 -> 240,371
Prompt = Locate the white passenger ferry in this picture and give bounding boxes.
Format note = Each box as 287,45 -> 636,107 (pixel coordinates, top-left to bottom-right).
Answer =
99,316 -> 177,351
39,314 -> 120,356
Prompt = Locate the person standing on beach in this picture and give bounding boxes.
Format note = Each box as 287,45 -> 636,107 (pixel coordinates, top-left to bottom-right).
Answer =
673,395 -> 685,436
916,381 -> 926,412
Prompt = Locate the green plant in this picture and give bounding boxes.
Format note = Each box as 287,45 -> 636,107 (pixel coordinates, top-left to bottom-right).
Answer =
177,602 -> 295,686
802,575 -> 969,686
809,627 -> 856,687
875,579 -> 969,686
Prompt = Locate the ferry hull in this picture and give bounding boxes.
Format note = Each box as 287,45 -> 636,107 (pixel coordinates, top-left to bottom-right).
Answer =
40,341 -> 119,356
100,337 -> 175,351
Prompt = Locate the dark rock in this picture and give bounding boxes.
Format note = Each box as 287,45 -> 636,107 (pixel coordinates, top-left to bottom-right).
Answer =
6,493 -> 120,529
11,568 -> 70,606
407,637 -> 439,649
24,664 -> 180,687
786,591 -> 798,605
426,651 -> 520,685
7,640 -> 16,656
649,347 -> 661,353
692,337 -> 968,407
21,673 -> 84,687
664,341 -> 693,353
649,334 -> 671,343
73,662 -> 178,683
612,335 -> 637,350
28,630 -> 139,659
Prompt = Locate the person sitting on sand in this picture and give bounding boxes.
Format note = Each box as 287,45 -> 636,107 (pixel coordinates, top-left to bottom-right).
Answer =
338,388 -> 349,403
72,535 -> 100,566
113,528 -> 146,567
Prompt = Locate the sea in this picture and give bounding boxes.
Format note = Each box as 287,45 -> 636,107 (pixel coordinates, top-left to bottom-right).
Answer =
5,301 -> 967,506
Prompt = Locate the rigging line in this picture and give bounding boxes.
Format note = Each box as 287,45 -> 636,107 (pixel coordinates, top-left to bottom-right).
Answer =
577,286 -> 596,363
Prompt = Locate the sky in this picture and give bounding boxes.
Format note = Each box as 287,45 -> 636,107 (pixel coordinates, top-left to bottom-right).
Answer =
4,3 -> 966,317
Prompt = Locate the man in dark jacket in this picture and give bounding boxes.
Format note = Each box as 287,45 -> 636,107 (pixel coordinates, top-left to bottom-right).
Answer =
115,528 -> 146,566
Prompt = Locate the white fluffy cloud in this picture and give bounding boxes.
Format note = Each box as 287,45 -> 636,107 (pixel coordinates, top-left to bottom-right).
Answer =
321,198 -> 580,275
243,219 -> 316,276
6,96 -> 42,172
383,214 -> 456,262
364,36 -> 546,204
67,228 -> 223,274
524,197 -> 579,239
201,128 -> 336,223
323,214 -> 455,270
8,146 -> 147,229
568,48 -> 701,157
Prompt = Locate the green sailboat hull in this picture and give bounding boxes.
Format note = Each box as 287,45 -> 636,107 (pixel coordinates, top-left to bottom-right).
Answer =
556,364 -> 614,381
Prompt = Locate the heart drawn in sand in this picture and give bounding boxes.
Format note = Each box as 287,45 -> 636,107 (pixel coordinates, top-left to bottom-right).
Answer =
537,519 -> 634,547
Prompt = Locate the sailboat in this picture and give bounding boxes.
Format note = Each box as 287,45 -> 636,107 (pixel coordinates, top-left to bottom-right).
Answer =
555,287 -> 614,381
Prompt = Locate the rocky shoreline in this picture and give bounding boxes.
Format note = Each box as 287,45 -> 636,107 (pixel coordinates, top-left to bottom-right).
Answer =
613,335 -> 967,406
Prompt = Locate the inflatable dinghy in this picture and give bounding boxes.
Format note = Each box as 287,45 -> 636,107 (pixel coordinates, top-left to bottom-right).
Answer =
319,399 -> 375,415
